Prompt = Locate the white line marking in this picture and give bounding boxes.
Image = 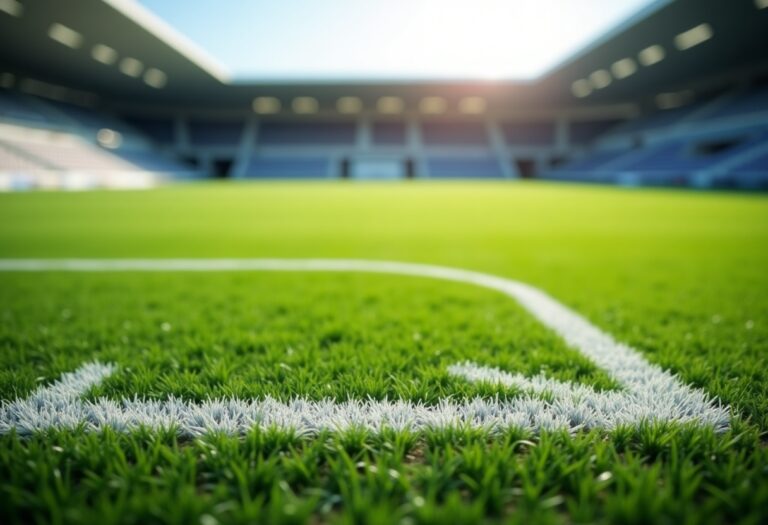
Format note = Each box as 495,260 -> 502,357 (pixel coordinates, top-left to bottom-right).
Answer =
0,259 -> 730,435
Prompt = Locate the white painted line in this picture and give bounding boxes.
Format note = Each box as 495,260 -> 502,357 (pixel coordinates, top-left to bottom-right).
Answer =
0,259 -> 731,435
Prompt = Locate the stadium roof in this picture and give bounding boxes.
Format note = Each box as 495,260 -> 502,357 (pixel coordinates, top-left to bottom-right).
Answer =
0,0 -> 767,111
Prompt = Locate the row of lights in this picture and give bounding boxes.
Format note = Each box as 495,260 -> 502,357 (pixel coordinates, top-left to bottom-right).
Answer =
571,0 -> 768,98
252,95 -> 488,115
571,21 -> 716,99
46,23 -> 168,89
0,0 -> 23,17
0,2 -> 168,89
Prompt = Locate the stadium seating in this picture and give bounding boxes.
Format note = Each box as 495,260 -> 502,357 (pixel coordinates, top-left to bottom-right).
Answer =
0,89 -> 198,189
569,119 -> 623,145
258,122 -> 355,145
701,86 -> 768,122
546,85 -> 768,188
123,117 -> 176,145
501,121 -> 555,146
2,134 -> 136,171
719,148 -> 768,189
3,80 -> 768,189
372,122 -> 406,146
604,103 -> 706,138
0,90 -> 50,123
623,133 -> 767,172
422,121 -> 488,146
0,141 -> 47,171
426,156 -> 503,178
189,120 -> 244,146
545,148 -> 633,179
243,157 -> 330,178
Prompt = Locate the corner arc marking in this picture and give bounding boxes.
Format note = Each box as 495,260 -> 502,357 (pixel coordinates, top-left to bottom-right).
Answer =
0,259 -> 730,435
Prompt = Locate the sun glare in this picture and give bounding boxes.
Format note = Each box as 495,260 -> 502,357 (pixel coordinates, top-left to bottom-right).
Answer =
139,0 -> 656,80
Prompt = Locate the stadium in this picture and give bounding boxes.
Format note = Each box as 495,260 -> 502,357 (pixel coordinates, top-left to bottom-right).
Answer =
0,0 -> 767,524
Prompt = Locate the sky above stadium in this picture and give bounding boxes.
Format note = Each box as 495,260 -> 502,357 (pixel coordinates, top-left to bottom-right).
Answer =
137,0 -> 658,81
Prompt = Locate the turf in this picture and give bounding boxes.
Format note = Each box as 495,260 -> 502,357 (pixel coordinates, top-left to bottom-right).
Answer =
0,181 -> 767,524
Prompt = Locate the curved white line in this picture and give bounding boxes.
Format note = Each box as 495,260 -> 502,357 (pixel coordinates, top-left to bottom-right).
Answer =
0,259 -> 730,435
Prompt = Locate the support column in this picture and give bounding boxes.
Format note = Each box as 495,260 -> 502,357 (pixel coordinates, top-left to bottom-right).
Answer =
356,117 -> 372,153
174,115 -> 189,152
486,119 -> 514,178
405,116 -> 427,178
231,117 -> 257,179
555,117 -> 569,151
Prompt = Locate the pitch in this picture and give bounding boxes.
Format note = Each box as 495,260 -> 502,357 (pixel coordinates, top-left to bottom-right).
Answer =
0,181 -> 766,524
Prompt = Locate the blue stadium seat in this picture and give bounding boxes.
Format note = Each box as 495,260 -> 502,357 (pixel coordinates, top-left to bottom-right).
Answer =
123,117 -> 176,145
243,157 -> 330,178
422,121 -> 488,146
606,103 -> 706,137
426,157 -> 503,178
569,120 -> 623,145
113,150 -> 191,172
259,122 -> 355,145
619,132 -> 768,173
0,89 -> 50,123
548,148 -> 632,175
372,122 -> 406,146
42,99 -> 127,132
725,150 -> 768,189
701,86 -> 768,122
501,121 -> 555,146
189,120 -> 244,146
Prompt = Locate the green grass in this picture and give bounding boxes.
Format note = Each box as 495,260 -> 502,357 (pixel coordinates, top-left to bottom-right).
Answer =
0,181 -> 767,524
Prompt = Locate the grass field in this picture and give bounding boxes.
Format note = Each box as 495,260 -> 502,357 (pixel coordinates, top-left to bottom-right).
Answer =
0,181 -> 767,524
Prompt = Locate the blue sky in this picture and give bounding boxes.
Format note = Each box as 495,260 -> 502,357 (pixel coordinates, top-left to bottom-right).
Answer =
137,0 -> 657,81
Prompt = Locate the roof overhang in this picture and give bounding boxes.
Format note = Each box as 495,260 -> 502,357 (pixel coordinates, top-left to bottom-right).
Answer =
1,0 -> 767,112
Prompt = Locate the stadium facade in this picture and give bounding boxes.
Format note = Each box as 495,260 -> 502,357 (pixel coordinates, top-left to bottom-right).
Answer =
0,0 -> 767,189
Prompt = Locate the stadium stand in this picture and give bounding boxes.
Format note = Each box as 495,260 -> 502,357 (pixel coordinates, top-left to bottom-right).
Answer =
546,83 -> 768,189
122,117 -> 177,146
0,90 -> 50,124
189,120 -> 244,146
0,140 -> 49,171
1,0 -> 767,190
426,156 -> 503,178
372,122 -> 407,146
243,157 -> 331,178
703,85 -> 768,122
501,121 -> 555,146
422,121 -> 489,146
728,148 -> 768,187
569,119 -> 624,146
0,88 -> 199,189
258,122 -> 356,146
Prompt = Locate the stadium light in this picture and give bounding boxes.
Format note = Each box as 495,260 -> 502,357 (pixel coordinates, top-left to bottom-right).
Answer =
571,79 -> 592,98
0,0 -> 23,17
611,58 -> 637,79
757,0 -> 768,9
91,44 -> 118,66
638,44 -> 665,66
143,68 -> 167,89
377,97 -> 404,114
674,23 -> 713,51
48,23 -> 83,49
96,128 -> 122,149
589,69 -> 612,89
252,97 -> 281,114
336,97 -> 362,114
119,57 -> 144,77
419,97 -> 447,115
458,97 -> 486,114
292,97 -> 319,114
